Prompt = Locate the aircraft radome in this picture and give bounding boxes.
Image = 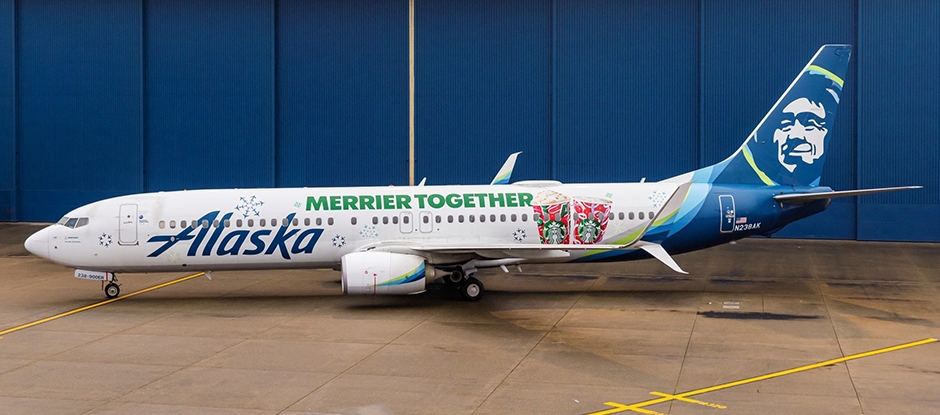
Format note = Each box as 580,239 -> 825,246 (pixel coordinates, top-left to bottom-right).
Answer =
25,45 -> 920,301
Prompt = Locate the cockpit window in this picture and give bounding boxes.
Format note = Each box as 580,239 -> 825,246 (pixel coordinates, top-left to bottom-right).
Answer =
59,217 -> 90,229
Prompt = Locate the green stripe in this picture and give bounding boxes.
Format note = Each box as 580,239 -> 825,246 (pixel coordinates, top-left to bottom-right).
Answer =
807,65 -> 844,87
742,145 -> 777,186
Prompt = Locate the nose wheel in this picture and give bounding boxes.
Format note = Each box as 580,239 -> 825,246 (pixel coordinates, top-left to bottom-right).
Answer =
103,277 -> 120,299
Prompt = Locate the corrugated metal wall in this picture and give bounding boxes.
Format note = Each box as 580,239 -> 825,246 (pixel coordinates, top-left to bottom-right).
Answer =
1,0 -> 938,242
0,0 -> 13,220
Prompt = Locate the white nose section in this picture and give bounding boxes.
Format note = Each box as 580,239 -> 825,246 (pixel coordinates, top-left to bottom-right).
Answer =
24,227 -> 50,260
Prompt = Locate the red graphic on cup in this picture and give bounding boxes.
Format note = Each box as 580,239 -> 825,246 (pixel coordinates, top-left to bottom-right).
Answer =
570,196 -> 613,244
532,192 -> 570,244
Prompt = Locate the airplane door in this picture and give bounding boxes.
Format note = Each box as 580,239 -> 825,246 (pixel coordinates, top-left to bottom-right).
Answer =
118,204 -> 138,244
719,195 -> 735,233
399,212 -> 413,233
418,211 -> 433,233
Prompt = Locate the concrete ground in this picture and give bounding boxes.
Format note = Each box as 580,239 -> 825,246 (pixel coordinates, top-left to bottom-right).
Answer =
0,223 -> 938,415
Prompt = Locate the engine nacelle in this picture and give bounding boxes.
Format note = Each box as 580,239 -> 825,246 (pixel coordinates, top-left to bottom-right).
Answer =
341,252 -> 430,295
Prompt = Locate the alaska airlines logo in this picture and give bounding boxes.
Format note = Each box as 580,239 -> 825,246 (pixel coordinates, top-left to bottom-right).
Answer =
147,212 -> 322,260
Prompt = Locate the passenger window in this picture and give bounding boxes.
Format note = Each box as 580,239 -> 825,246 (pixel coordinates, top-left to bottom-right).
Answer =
260,219 -> 266,227
435,215 -> 441,223
293,218 -> 299,226
403,215 -> 410,224
629,212 -> 635,220
304,218 -> 310,226
422,215 -> 429,224
619,212 -> 625,220
448,215 -> 454,223
247,219 -> 254,227
213,220 -> 219,228
170,220 -> 177,229
272,218 -> 278,227
638,212 -> 644,220
649,211 -> 655,220
282,218 -> 288,227
521,214 -> 528,222
372,217 -> 378,225
511,214 -> 517,222
159,220 -> 166,229
382,216 -> 388,225
328,217 -> 334,226
392,216 -> 399,224
491,214 -> 497,222
351,217 -> 357,225
316,218 -> 322,226
236,219 -> 243,227
224,220 -> 231,227
458,215 -> 464,223
202,220 -> 209,229
181,220 -> 187,228
479,215 -> 485,223
500,214 -> 506,222
469,215 -> 475,223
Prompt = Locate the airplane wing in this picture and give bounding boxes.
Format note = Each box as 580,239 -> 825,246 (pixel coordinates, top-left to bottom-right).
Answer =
361,182 -> 693,272
774,186 -> 922,203
490,152 -> 522,185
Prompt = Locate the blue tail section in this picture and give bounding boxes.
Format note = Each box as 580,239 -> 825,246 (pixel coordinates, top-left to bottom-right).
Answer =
670,45 -> 852,187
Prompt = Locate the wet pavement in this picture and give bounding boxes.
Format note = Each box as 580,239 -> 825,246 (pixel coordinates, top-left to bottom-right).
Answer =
0,223 -> 937,415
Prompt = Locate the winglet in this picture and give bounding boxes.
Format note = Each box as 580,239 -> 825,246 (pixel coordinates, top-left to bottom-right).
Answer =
640,243 -> 688,274
491,152 -> 522,185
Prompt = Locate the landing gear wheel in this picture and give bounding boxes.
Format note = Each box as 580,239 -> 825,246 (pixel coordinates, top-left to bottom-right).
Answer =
105,282 -> 120,299
444,270 -> 465,285
459,277 -> 484,301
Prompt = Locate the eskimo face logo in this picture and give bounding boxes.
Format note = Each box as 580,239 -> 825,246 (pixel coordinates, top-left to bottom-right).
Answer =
774,97 -> 829,173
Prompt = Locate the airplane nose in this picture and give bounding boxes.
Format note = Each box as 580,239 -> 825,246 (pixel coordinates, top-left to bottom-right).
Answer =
24,227 -> 50,259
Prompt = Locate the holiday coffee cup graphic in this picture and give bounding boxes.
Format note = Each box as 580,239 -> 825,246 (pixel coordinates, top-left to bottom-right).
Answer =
570,196 -> 612,244
531,191 -> 612,245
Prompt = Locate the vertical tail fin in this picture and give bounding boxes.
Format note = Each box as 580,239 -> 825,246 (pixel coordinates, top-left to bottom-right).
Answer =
668,45 -> 852,187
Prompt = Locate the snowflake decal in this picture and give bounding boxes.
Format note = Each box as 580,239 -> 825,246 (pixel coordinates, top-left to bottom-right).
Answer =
648,191 -> 668,208
166,251 -> 182,264
98,233 -> 112,248
359,225 -> 378,239
293,201 -> 302,208
235,196 -> 264,218
332,234 -> 346,248
513,228 -> 527,242
605,192 -> 614,199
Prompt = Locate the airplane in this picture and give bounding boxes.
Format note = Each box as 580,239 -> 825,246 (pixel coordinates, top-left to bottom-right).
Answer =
24,44 -> 920,301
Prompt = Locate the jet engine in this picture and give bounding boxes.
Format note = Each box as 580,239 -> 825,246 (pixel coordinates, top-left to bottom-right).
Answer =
341,252 -> 432,295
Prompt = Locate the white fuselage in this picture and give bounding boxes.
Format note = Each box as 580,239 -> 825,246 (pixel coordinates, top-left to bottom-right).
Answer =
25,182 -> 682,273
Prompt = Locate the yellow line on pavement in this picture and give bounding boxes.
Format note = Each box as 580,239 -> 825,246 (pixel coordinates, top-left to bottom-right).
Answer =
0,272 -> 205,338
585,337 -> 938,415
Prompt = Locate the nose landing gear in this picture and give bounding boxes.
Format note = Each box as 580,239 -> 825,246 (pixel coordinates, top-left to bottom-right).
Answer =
103,277 -> 120,299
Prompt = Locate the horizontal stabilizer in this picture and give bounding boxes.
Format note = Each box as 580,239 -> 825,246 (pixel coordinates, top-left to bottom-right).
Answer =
774,186 -> 922,203
639,243 -> 687,274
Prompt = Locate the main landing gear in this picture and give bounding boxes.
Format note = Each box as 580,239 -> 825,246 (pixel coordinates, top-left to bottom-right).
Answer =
444,269 -> 484,301
103,277 -> 120,299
